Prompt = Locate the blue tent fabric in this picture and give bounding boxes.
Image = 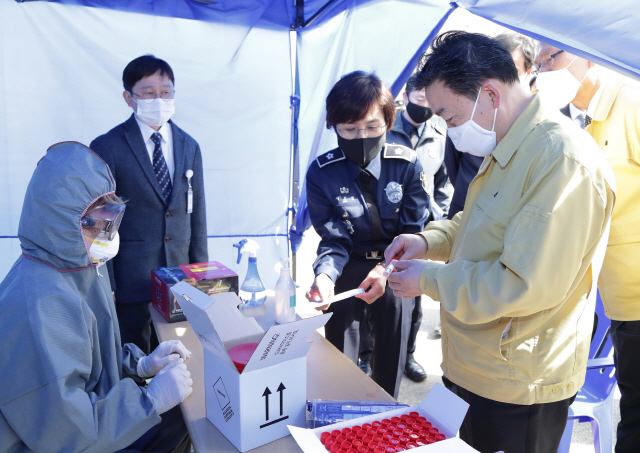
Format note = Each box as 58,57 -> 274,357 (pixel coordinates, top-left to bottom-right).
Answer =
45,0 -> 295,27
456,0 -> 640,81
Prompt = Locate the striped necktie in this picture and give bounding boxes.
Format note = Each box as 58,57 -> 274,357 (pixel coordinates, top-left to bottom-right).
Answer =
150,132 -> 172,203
577,113 -> 592,130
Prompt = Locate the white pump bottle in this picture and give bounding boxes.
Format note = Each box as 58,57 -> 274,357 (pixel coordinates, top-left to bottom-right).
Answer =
275,258 -> 296,324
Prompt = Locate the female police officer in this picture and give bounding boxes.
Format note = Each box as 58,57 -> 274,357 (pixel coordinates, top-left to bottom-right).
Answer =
305,71 -> 430,398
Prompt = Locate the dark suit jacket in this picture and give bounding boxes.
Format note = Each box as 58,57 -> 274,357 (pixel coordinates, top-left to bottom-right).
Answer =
90,114 -> 208,303
443,136 -> 484,219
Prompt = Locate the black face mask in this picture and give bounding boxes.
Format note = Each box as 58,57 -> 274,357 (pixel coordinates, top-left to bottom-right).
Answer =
337,131 -> 386,169
406,101 -> 433,124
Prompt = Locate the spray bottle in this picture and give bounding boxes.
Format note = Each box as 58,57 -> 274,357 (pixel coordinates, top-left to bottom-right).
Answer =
275,258 -> 296,324
233,239 -> 267,316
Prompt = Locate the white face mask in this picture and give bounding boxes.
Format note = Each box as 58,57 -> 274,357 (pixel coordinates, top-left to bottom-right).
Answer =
535,57 -> 588,110
448,86 -> 498,157
85,232 -> 120,273
133,98 -> 175,127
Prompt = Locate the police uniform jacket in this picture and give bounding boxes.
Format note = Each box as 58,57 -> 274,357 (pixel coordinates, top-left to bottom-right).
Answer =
387,110 -> 452,219
306,144 -> 430,283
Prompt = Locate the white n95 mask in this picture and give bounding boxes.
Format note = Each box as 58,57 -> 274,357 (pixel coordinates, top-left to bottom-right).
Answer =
535,57 -> 587,110
134,98 -> 175,127
448,86 -> 498,157
86,232 -> 120,274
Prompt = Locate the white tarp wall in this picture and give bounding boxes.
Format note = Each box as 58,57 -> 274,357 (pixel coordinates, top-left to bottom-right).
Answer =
7,0 -> 638,286
0,1 -> 292,286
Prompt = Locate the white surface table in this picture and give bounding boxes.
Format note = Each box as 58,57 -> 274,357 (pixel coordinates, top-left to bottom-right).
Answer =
151,305 -> 394,452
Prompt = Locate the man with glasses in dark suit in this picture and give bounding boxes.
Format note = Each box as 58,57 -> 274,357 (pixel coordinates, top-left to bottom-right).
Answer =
91,55 -> 208,355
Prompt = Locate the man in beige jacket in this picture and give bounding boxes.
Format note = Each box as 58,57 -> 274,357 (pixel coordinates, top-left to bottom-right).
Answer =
386,31 -> 615,453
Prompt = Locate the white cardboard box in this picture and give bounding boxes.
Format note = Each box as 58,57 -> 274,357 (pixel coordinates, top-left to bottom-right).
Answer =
172,281 -> 331,452
288,383 -> 479,452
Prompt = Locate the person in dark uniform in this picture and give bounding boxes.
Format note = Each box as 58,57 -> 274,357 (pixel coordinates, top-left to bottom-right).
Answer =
358,74 -> 451,382
443,136 -> 483,220
304,71 -> 430,398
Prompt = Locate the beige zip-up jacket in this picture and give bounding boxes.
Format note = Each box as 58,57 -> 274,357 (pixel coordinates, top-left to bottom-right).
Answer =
418,95 -> 615,405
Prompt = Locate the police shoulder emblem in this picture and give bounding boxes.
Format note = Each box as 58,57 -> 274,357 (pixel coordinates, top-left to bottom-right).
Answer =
385,182 -> 403,203
419,171 -> 429,193
383,144 -> 414,162
316,148 -> 346,168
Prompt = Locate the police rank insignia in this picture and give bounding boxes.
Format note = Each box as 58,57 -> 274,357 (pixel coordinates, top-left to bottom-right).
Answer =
419,171 -> 429,193
385,182 -> 403,203
339,186 -> 349,194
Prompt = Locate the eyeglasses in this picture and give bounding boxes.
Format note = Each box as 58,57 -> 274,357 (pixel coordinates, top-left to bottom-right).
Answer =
532,50 -> 564,75
129,89 -> 175,104
81,203 -> 126,241
336,124 -> 386,140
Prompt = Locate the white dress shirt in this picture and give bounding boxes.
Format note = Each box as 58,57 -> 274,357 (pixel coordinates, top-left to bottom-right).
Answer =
569,85 -> 603,128
134,115 -> 175,183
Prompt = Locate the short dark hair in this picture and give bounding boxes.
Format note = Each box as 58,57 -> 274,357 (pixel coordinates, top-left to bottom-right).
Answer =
404,74 -> 422,96
494,32 -> 536,72
122,55 -> 174,93
325,71 -> 396,131
415,31 -> 519,101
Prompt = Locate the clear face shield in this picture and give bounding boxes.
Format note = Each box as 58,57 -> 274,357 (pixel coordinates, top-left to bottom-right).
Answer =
81,203 -> 126,241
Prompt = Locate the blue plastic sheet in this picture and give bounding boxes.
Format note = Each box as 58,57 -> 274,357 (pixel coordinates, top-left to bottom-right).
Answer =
44,0 -> 295,27
456,0 -> 640,81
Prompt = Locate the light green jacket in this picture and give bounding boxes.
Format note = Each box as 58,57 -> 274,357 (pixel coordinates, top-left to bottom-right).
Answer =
418,95 -> 615,405
588,71 -> 640,321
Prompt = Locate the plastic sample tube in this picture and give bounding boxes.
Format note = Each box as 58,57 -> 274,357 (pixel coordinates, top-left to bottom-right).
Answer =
307,401 -> 409,429
323,288 -> 365,304
382,259 -> 398,278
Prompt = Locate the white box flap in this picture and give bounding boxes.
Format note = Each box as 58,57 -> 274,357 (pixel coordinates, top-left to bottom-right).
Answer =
172,282 -> 237,371
203,291 -> 265,350
243,314 -> 331,373
420,382 -> 469,435
288,426 -> 326,453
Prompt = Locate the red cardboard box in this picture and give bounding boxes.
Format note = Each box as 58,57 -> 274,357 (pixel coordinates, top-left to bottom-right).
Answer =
151,261 -> 239,322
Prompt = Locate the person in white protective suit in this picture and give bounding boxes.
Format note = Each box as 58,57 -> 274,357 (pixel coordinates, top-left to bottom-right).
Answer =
0,142 -> 193,453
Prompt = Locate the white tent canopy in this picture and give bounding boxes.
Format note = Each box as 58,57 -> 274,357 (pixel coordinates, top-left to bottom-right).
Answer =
1,0 -> 639,286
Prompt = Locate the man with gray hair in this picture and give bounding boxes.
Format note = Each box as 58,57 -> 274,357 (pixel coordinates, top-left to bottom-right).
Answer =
535,42 -> 640,453
495,31 -> 536,85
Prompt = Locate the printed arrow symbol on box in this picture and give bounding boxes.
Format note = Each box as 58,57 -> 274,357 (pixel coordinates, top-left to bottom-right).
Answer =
262,387 -> 271,421
277,383 -> 286,416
